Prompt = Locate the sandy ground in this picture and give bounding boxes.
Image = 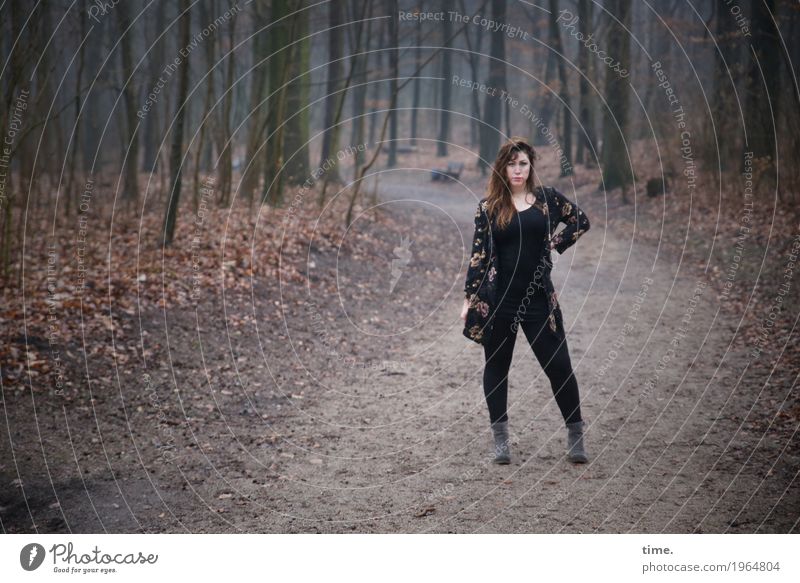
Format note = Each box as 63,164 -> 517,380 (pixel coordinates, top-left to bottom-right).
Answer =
2,169 -> 797,533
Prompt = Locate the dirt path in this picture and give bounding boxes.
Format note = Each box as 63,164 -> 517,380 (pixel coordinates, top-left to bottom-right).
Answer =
2,171 -> 797,533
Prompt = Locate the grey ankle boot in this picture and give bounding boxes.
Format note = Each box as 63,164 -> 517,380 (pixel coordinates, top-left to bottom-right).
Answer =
566,420 -> 588,463
491,421 -> 511,464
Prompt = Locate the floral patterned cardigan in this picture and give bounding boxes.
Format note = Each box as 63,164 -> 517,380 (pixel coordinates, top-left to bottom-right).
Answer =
462,186 -> 591,345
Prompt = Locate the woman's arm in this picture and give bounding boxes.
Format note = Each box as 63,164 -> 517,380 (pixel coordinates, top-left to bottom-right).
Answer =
464,200 -> 488,298
548,187 -> 591,254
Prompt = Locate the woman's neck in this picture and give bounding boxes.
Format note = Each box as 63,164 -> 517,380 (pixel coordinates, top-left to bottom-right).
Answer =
510,183 -> 539,197
511,189 -> 534,204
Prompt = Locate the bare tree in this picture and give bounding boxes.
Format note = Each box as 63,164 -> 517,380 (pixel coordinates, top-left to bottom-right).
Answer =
479,0 -> 506,175
600,0 -> 633,196
318,0 -> 369,207
549,0 -> 573,176
65,0 -> 90,214
367,18 -> 386,148
262,0 -> 299,206
575,0 -> 597,166
240,0 -> 270,204
284,1 -> 311,186
350,0 -> 373,165
116,0 -> 141,205
142,0 -> 168,176
1,0 -> 28,280
319,0 -> 344,180
410,15 -> 422,147
745,0 -> 779,185
386,0 -> 399,167
437,0 -> 452,157
193,0 -> 218,211
217,0 -> 236,207
458,0 -> 483,148
163,0 -> 192,245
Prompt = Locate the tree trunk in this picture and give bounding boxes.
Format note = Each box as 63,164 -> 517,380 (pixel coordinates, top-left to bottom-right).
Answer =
745,0 -> 779,178
193,0 -> 218,211
575,0 -> 597,166
65,0 -> 89,216
479,0 -> 506,174
410,19 -> 421,147
534,46 -> 557,146
350,0 -> 373,167
163,0 -> 191,245
240,0 -> 270,205
1,0 -> 27,280
387,0 -> 399,167
549,0 -> 573,176
142,0 -> 167,174
283,1 -> 310,185
600,0 -> 633,195
218,0 -> 236,207
458,0 -> 483,148
709,1 -> 738,171
318,0 -> 368,206
368,20 -> 385,148
262,0 -> 297,206
116,0 -> 140,206
437,0 -> 452,157
319,0 -> 343,180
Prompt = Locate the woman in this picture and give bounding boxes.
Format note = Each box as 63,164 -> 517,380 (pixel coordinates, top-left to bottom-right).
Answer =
460,137 -> 591,465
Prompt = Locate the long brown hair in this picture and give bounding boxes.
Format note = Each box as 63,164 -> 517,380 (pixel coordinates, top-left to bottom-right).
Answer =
485,137 -> 540,229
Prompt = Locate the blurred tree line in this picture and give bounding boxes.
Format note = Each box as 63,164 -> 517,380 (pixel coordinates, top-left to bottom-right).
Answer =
0,0 -> 796,281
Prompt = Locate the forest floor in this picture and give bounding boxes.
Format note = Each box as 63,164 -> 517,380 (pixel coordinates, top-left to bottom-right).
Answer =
1,152 -> 798,533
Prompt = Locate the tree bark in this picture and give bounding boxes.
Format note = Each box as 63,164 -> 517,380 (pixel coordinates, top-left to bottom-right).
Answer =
575,0 -> 597,166
319,0 -> 344,180
549,0 -> 573,176
116,0 -> 141,205
387,0 -> 399,167
262,0 -> 298,206
600,0 -> 633,195
217,0 -> 236,207
410,18 -> 422,147
142,0 -> 167,175
283,1 -> 310,185
458,0 -> 483,148
318,0 -> 369,206
745,0 -> 779,176
193,0 -> 218,211
351,0 -> 373,167
479,0 -> 506,175
240,0 -> 270,205
163,0 -> 191,245
437,0 -> 452,157
65,0 -> 89,215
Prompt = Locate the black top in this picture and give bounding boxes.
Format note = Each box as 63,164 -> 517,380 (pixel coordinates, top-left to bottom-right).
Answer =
463,186 -> 592,344
492,203 -> 549,321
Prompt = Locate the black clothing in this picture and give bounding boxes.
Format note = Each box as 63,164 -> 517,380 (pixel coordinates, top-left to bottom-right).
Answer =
492,203 -> 548,321
482,311 -> 583,425
463,186 -> 591,345
463,186 -> 590,427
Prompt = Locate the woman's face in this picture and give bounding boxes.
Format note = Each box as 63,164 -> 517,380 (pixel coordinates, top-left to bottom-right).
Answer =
505,151 -> 531,189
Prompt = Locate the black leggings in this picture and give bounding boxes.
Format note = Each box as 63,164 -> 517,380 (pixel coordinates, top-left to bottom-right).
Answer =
482,310 -> 583,425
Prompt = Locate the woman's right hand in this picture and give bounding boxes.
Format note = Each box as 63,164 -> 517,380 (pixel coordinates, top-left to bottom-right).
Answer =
460,298 -> 470,321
